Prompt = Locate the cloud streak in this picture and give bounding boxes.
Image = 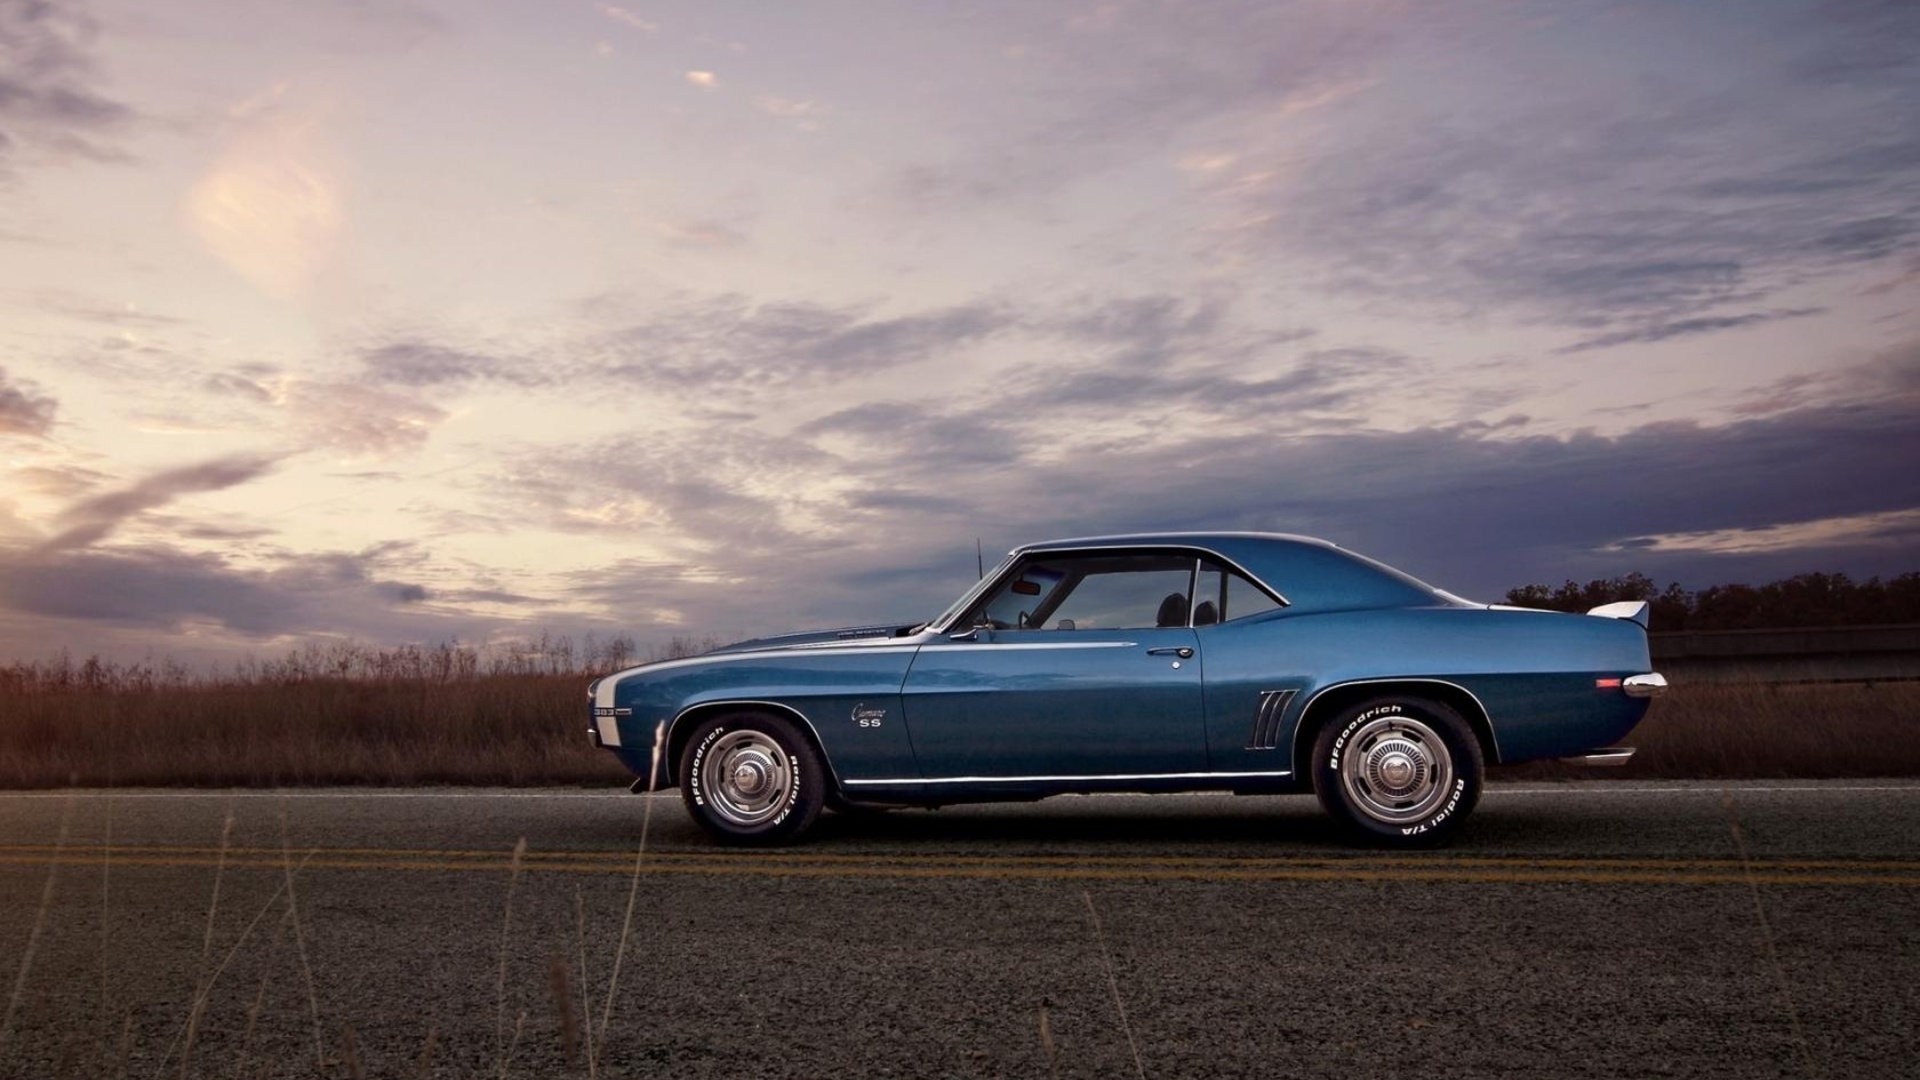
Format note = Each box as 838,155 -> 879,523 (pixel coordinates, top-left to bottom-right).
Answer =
1557,309 -> 1826,354
0,0 -> 133,171
41,454 -> 279,550
492,355 -> 1920,644
0,365 -> 56,436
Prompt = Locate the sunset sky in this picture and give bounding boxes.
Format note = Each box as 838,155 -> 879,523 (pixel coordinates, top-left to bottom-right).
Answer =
2,0 -> 1916,663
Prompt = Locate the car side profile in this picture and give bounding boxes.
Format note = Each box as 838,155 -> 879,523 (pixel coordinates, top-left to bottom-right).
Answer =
588,533 -> 1665,846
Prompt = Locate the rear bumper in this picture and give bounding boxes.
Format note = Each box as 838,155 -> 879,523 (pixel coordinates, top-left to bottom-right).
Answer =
1623,673 -> 1668,698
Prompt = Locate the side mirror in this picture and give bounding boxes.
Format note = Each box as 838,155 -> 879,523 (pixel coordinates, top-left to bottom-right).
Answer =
950,615 -> 993,641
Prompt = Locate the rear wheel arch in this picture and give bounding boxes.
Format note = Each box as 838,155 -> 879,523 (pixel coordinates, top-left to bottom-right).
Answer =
1291,679 -> 1500,775
665,700 -> 836,789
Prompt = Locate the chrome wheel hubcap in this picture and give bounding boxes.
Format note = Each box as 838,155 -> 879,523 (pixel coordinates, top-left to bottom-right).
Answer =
1340,715 -> 1453,825
701,730 -> 794,827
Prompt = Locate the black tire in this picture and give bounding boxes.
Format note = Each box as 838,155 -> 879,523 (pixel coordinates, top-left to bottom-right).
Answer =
679,711 -> 826,845
1311,696 -> 1483,847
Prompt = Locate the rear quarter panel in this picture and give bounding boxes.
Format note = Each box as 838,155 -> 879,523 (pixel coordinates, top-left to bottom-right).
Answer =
1200,606 -> 1654,772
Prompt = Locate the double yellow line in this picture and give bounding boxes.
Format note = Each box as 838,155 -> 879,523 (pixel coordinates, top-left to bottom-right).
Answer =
1,844 -> 1916,887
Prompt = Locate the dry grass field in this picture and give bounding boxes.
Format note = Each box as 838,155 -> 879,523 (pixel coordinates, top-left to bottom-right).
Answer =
1492,679 -> 1920,781
2,644 -> 1916,788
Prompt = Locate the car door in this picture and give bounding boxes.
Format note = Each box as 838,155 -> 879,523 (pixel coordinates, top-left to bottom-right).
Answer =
899,551 -> 1209,780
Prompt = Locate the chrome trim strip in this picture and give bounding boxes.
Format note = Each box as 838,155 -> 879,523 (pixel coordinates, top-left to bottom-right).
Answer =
927,641 -> 1138,652
1295,677 -> 1501,763
783,640 -> 925,651
843,769 -> 1292,786
1559,748 -> 1636,766
1623,673 -> 1667,699
596,640 -> 924,686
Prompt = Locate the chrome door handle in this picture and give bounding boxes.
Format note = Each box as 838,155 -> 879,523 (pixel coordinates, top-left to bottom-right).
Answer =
1146,646 -> 1194,659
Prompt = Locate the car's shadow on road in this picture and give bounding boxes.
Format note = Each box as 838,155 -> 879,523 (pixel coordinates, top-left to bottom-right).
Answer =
615,790 -> 1647,856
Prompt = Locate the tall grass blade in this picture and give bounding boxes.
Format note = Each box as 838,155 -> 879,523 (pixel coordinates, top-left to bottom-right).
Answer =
180,808 -> 236,1078
412,1025 -> 439,1080
575,886 -> 596,1080
100,772 -> 114,1023
496,837 -> 528,1079
1039,1003 -> 1060,1080
593,720 -> 665,1072
502,1008 -> 528,1077
115,1009 -> 133,1080
154,851 -> 317,1073
1,792 -> 72,1056
549,956 -> 578,1067
1721,791 -> 1822,1078
280,808 -> 324,1071
235,907 -> 295,1080
1080,889 -> 1146,1080
339,1022 -> 364,1080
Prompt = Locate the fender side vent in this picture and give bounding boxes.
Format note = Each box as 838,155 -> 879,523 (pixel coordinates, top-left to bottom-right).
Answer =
1246,689 -> 1297,750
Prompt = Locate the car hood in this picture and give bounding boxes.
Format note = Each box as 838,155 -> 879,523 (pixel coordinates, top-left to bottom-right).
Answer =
709,622 -> 924,655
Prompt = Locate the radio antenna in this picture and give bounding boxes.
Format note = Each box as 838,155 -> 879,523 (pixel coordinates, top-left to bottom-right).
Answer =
976,538 -> 985,579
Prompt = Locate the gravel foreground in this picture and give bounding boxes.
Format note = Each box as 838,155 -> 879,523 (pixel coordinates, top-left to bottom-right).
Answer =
0,782 -> 1915,1079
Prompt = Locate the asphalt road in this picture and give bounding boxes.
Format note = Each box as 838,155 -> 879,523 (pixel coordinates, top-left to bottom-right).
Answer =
0,782 -> 1915,1079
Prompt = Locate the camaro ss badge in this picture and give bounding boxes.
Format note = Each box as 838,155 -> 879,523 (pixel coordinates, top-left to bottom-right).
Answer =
852,703 -> 887,728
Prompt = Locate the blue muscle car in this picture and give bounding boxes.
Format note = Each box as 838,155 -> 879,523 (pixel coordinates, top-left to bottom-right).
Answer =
588,533 -> 1666,846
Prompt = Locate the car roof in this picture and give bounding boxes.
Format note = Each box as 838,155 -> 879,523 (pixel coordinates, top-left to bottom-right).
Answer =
1013,531 -> 1338,555
1006,532 -> 1445,614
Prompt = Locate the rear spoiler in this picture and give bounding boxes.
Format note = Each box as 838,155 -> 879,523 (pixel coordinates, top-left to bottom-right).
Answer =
1587,600 -> 1650,629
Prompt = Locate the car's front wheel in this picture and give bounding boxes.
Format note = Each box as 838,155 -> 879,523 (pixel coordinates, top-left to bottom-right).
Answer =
679,712 -> 825,845
1312,696 -> 1483,846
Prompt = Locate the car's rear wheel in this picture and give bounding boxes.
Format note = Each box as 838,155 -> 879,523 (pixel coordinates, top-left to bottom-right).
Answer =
1312,696 -> 1482,846
679,712 -> 825,845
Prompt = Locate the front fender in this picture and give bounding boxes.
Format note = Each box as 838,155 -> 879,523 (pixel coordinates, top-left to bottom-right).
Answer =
600,646 -> 923,784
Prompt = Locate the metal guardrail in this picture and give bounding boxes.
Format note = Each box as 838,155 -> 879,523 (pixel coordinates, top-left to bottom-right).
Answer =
1651,623 -> 1920,659
1648,624 -> 1920,683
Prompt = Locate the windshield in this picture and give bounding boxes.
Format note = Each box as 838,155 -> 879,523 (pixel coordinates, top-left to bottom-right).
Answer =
929,552 -> 1018,630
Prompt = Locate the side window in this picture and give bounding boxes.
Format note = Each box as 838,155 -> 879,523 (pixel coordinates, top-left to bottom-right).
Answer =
1049,563 -> 1194,629
1193,562 -> 1283,625
968,553 -> 1197,630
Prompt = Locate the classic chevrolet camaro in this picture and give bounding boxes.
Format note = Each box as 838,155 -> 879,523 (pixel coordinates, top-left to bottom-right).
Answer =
588,533 -> 1666,846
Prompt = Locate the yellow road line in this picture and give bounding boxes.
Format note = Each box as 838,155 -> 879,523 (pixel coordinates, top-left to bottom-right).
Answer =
0,849 -> 1915,887
4,843 -> 1919,873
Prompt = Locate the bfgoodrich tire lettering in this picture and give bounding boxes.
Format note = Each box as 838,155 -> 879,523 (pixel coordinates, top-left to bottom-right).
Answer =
679,711 -> 826,845
1311,696 -> 1483,846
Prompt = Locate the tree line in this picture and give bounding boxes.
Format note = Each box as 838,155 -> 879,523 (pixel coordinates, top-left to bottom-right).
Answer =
1503,571 -> 1920,631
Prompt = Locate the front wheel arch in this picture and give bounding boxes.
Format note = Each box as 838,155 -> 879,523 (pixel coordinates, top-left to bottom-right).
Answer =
665,700 -> 836,790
